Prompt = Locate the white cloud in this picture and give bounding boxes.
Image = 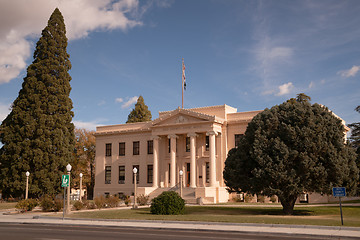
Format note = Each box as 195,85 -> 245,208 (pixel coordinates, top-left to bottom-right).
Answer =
268,47 -> 293,60
0,102 -> 11,123
121,96 -> 138,109
337,65 -> 360,78
115,98 -> 124,103
0,0 -> 143,84
73,119 -> 105,131
308,81 -> 315,89
276,82 -> 294,96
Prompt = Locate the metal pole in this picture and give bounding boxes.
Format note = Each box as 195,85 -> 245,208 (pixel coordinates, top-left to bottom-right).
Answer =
79,174 -> 82,202
25,176 -> 29,200
133,173 -> 138,209
182,58 -> 184,109
339,197 -> 344,225
62,188 -> 66,220
180,174 -> 183,198
66,171 -> 71,214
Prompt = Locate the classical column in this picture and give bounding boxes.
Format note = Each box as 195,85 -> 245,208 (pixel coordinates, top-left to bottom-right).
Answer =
168,134 -> 177,187
152,136 -> 160,188
188,133 -> 197,188
207,131 -> 217,187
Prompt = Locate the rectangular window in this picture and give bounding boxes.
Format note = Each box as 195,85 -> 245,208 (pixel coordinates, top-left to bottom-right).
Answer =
205,136 -> 209,151
105,166 -> 111,184
147,140 -> 153,154
147,165 -> 153,183
186,137 -> 190,152
105,143 -> 112,157
235,134 -> 243,147
119,142 -> 125,156
118,166 -> 125,184
105,192 -> 110,198
168,139 -> 171,153
133,141 -> 140,155
132,165 -> 139,184
206,162 -> 209,183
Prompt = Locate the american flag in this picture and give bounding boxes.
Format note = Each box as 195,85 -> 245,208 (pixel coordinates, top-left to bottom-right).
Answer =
182,61 -> 186,90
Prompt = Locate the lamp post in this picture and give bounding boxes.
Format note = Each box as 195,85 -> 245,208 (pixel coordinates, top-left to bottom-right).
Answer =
25,171 -> 30,199
79,173 -> 83,202
133,167 -> 138,209
66,164 -> 72,214
179,170 -> 183,198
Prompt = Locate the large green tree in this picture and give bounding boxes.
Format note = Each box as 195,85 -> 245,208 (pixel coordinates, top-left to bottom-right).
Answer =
224,94 -> 359,215
348,105 -> 360,193
126,95 -> 152,123
0,8 -> 74,198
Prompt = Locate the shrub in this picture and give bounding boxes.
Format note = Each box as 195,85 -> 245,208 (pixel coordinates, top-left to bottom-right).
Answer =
53,198 -> 63,212
244,194 -> 253,203
124,195 -> 131,206
137,194 -> 149,206
94,195 -> 106,209
15,199 -> 38,212
150,191 -> 185,215
73,201 -> 84,210
257,195 -> 265,203
40,195 -> 55,211
270,195 -> 277,203
105,195 -> 120,208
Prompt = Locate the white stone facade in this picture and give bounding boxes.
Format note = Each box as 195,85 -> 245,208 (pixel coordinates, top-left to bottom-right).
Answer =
94,105 -> 261,203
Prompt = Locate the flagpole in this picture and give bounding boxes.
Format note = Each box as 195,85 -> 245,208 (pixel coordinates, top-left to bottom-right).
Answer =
182,58 -> 184,109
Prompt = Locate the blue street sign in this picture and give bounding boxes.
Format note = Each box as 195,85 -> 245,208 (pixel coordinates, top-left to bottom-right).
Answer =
332,187 -> 346,197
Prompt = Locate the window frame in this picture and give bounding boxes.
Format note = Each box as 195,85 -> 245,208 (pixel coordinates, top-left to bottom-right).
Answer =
105,143 -> 112,157
147,165 -> 153,184
133,141 -> 140,155
119,142 -> 125,156
105,166 -> 111,184
147,140 -> 153,155
118,165 -> 125,184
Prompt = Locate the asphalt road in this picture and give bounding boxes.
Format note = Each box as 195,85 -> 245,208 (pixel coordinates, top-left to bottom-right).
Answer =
0,223 -> 348,240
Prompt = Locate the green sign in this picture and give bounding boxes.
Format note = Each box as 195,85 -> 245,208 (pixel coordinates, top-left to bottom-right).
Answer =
61,174 -> 69,187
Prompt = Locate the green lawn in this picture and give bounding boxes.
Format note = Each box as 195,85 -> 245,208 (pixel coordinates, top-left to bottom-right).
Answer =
68,205 -> 360,227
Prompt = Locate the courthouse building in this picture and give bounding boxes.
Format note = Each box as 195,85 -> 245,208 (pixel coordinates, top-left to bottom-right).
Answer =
94,105 -> 261,203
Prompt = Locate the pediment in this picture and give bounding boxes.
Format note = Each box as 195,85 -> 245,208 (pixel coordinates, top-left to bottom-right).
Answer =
152,108 -> 215,127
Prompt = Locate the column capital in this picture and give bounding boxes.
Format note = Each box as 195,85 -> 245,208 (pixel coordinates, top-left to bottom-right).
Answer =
167,134 -> 179,139
206,130 -> 218,136
152,135 -> 160,140
187,132 -> 198,138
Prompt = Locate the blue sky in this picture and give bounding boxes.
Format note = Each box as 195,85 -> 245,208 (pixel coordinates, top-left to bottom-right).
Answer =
0,0 -> 359,131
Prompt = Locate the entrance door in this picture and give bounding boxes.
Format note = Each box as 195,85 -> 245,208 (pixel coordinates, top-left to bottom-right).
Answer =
186,163 -> 190,187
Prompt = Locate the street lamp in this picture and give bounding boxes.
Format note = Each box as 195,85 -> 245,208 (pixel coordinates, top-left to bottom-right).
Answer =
179,170 -> 183,198
79,173 -> 83,202
133,167 -> 138,209
66,164 -> 72,214
25,171 -> 30,199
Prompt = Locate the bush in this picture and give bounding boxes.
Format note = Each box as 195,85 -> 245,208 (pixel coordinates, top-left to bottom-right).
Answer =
40,195 -> 55,211
39,195 -> 63,212
105,195 -> 120,208
244,194 -> 253,203
53,198 -> 63,212
150,191 -> 185,215
124,195 -> 131,206
15,199 -> 38,212
73,201 -> 84,210
94,195 -> 106,209
137,194 -> 149,206
257,195 -> 265,203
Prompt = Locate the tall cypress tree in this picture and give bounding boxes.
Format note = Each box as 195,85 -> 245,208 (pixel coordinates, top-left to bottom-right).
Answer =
126,96 -> 152,123
0,8 -> 74,198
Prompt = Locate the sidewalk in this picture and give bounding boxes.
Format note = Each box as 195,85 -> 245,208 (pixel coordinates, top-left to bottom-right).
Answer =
1,210 -> 359,239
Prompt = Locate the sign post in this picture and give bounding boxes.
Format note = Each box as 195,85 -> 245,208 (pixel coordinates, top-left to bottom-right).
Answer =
61,175 -> 69,220
332,187 -> 346,225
